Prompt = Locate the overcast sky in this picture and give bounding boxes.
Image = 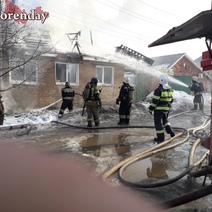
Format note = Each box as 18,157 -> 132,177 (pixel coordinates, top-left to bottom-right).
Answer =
20,0 -> 212,60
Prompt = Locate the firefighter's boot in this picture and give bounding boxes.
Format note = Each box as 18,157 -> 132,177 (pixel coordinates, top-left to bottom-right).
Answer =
154,134 -> 165,144
87,121 -> 92,127
118,118 -> 125,125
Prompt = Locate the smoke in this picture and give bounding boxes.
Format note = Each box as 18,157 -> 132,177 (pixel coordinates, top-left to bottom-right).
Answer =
17,0 -> 212,59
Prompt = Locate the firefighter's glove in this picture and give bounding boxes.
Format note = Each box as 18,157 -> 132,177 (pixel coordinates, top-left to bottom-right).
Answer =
116,98 -> 120,105
149,110 -> 153,115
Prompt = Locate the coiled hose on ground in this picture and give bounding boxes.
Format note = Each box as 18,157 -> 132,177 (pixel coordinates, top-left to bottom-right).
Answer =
52,111 -> 212,208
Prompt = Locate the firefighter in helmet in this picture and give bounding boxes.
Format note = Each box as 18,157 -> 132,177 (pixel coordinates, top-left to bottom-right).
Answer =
82,77 -> 102,127
116,77 -> 134,125
148,74 -> 175,143
58,82 -> 75,117
189,76 -> 204,111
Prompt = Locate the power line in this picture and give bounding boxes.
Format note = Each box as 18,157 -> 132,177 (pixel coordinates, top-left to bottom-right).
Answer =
95,0 -> 173,28
136,0 -> 186,20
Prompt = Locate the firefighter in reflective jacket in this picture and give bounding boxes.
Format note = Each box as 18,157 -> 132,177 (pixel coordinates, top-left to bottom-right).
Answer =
189,76 -> 204,111
83,77 -> 102,127
148,75 -> 175,143
116,77 -> 134,125
58,82 -> 75,117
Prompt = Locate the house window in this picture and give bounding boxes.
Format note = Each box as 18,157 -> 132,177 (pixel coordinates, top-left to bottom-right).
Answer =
55,62 -> 79,85
96,66 -> 113,86
10,60 -> 37,84
124,71 -> 136,86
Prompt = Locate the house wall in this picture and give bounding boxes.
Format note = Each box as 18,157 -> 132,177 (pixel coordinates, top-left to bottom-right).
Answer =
78,60 -> 124,105
10,57 -> 126,111
172,56 -> 209,91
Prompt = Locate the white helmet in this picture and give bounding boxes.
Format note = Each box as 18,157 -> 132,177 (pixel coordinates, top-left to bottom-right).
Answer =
192,76 -> 198,82
159,74 -> 169,84
123,77 -> 129,83
159,74 -> 170,89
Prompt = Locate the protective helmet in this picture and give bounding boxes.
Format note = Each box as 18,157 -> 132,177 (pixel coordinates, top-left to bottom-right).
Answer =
90,77 -> 98,85
159,74 -> 170,89
192,76 -> 198,82
159,74 -> 169,85
65,82 -> 71,87
123,76 -> 129,83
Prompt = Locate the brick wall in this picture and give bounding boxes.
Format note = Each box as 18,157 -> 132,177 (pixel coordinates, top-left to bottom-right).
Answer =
173,56 -> 209,90
9,55 -> 128,110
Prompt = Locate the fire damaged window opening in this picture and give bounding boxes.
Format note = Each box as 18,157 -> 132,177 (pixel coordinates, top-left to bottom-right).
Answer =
96,66 -> 114,86
10,60 -> 37,85
55,62 -> 79,85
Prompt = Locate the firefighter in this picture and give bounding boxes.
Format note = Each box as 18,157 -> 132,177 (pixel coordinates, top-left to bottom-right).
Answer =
148,74 -> 175,143
0,95 -> 4,125
116,77 -> 134,125
189,76 -> 204,111
82,77 -> 102,127
58,82 -> 75,117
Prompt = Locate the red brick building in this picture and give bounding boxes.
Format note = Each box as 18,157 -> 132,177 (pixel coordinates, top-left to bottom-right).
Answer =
151,53 -> 210,92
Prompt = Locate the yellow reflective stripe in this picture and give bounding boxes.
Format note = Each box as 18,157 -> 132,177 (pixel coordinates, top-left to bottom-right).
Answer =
156,130 -> 164,134
63,97 -> 73,100
160,98 -> 172,102
153,95 -> 160,100
64,88 -> 73,92
151,103 -> 157,107
155,106 -> 169,110
164,122 -> 170,127
161,91 -> 173,97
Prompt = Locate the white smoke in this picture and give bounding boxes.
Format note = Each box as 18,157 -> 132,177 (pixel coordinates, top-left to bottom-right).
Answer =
18,0 -> 212,59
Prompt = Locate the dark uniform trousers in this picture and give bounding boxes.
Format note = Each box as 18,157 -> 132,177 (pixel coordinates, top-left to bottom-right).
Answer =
59,99 -> 73,115
193,94 -> 203,110
154,110 -> 174,141
119,100 -> 131,124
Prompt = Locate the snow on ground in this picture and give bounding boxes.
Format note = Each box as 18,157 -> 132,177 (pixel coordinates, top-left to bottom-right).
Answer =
1,90 -> 211,128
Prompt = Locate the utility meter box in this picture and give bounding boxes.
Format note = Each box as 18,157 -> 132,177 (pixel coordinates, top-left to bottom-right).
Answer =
201,51 -> 212,71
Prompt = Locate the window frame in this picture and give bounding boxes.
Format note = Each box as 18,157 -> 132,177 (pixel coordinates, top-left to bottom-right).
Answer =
10,59 -> 38,85
96,65 -> 114,86
55,62 -> 79,86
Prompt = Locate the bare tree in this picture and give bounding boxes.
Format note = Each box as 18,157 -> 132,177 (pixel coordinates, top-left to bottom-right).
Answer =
0,1 -> 54,93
